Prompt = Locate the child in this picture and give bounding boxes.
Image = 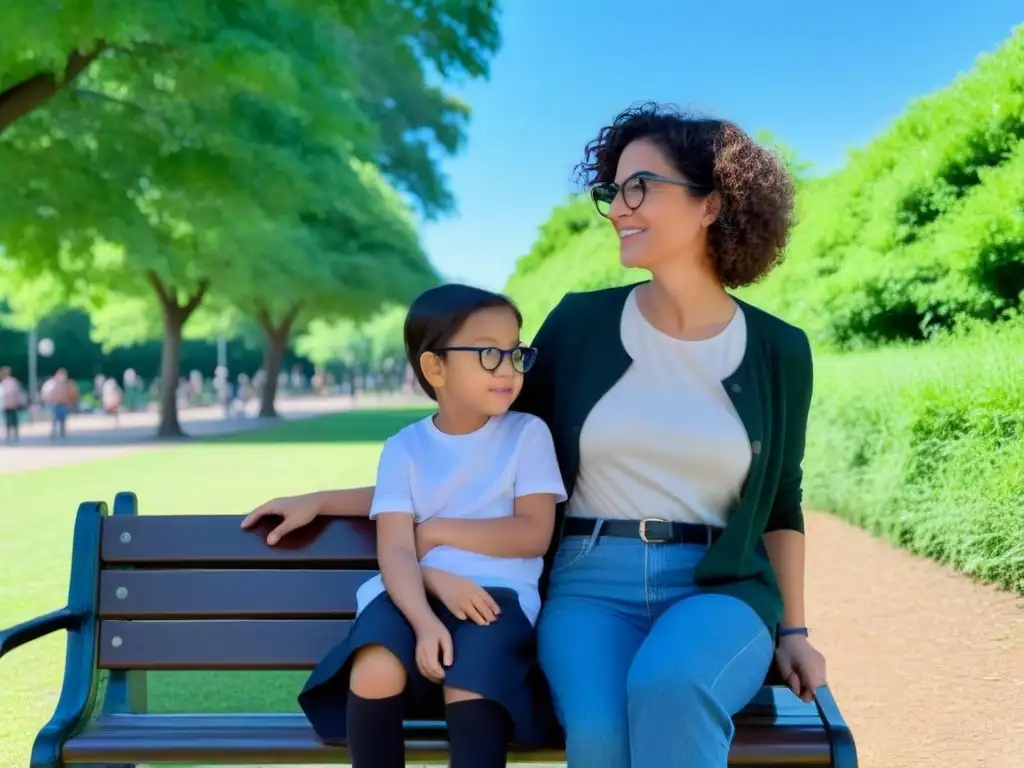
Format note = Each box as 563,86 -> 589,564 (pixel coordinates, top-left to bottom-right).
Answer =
298,284 -> 567,768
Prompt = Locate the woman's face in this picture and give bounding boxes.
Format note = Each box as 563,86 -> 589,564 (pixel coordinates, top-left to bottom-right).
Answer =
608,139 -> 715,271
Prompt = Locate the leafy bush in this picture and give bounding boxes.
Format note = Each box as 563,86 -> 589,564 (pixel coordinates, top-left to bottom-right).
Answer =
505,196 -> 636,340
744,26 -> 1024,348
805,316 -> 1023,593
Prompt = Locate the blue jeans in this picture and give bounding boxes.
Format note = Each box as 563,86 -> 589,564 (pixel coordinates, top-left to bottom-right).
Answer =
538,527 -> 774,768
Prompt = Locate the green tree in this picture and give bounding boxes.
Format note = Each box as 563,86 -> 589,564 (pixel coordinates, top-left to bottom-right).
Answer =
0,0 -> 500,146
231,161 -> 437,416
295,303 -> 409,390
741,26 -> 1024,347
0,0 -> 501,436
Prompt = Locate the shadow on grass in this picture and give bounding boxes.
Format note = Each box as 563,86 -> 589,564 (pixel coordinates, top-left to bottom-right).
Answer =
203,407 -> 435,444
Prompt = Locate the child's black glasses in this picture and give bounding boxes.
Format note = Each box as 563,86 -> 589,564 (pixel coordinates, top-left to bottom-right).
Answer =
435,345 -> 538,373
589,171 -> 710,218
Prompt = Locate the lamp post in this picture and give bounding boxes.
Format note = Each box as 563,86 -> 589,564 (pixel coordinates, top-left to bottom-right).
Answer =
27,326 -> 37,403
28,331 -> 54,404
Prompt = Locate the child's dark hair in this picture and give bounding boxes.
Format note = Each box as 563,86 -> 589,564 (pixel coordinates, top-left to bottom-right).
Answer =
404,284 -> 524,401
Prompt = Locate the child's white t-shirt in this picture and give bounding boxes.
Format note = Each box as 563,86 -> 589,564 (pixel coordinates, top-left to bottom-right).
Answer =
355,411 -> 567,625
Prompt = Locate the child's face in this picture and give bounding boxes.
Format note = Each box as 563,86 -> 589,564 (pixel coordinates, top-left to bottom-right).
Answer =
425,305 -> 528,417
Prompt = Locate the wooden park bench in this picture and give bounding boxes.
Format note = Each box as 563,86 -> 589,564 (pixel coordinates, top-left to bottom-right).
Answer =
1,492 -> 858,767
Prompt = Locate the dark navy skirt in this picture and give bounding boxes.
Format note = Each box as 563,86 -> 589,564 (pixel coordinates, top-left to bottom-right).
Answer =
298,586 -> 555,747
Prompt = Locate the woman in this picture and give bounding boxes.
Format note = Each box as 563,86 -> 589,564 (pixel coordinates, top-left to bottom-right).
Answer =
243,102 -> 828,767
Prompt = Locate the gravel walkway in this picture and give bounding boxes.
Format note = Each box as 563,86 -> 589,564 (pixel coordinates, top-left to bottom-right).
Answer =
805,511 -> 1022,767
0,394 -> 420,475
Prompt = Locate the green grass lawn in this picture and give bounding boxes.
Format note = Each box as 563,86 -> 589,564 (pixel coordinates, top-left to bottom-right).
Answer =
0,407 -> 432,768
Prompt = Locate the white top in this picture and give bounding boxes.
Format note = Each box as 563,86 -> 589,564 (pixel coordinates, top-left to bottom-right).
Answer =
1,377 -> 23,409
357,411 -> 567,624
567,287 -> 752,527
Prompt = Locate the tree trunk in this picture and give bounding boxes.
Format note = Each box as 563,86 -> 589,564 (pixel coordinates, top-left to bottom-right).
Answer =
0,43 -> 107,132
157,308 -> 186,438
256,303 -> 300,419
148,272 -> 209,438
259,333 -> 287,418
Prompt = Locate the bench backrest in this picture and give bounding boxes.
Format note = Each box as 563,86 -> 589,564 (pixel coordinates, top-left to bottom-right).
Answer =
98,512 -> 374,671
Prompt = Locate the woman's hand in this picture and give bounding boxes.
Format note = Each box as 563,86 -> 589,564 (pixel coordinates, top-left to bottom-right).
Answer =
774,635 -> 827,703
241,493 -> 321,545
422,568 -> 501,626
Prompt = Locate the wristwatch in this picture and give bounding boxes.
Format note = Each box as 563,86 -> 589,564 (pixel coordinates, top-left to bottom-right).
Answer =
778,626 -> 809,638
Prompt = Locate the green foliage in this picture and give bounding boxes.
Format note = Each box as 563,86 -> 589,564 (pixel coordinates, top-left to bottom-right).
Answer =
0,0 -> 499,428
0,306 -> 272,383
0,265 -> 65,330
804,316 -> 1023,593
0,0 -> 501,292
1,2 -> 500,217
505,195 -> 641,340
742,26 -> 1024,347
296,304 -> 407,370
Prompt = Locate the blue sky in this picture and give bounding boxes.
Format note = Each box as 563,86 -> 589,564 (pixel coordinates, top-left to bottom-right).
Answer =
417,0 -> 1022,292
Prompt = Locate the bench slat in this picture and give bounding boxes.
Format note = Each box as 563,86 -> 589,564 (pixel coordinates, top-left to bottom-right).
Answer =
99,570 -> 373,619
99,620 -> 351,670
101,515 -> 377,565
63,712 -> 832,765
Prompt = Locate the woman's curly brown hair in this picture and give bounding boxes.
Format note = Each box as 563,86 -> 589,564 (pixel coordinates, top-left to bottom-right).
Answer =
574,102 -> 795,288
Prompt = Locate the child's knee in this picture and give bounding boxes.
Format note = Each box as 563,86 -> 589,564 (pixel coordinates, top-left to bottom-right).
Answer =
443,685 -> 484,704
349,644 -> 407,698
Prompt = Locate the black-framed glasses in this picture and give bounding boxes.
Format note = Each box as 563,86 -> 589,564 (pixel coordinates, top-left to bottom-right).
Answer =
589,171 -> 710,218
434,345 -> 538,374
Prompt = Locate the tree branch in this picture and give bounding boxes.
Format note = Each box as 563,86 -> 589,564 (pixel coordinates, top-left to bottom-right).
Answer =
145,272 -> 208,320
254,300 -> 302,340
0,43 -> 108,132
254,301 -> 272,331
183,279 -> 209,316
146,270 -> 172,307
282,301 -> 303,333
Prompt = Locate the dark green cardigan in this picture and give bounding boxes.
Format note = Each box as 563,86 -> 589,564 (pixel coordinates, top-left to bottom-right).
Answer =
514,282 -> 813,633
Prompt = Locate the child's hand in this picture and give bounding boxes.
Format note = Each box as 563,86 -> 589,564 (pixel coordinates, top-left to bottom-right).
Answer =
423,568 -> 501,626
414,614 -> 454,682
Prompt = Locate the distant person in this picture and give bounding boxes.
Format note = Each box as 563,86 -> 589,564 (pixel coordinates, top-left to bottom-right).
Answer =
214,366 -> 232,418
1,366 -> 27,443
123,368 -> 140,411
41,368 -> 77,440
93,374 -> 107,407
294,285 -> 566,768
245,103 -> 828,766
101,378 -> 123,425
234,373 -> 254,417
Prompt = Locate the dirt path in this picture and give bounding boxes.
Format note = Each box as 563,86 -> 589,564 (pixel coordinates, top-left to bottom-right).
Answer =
0,393 -> 426,475
805,511 -> 1023,767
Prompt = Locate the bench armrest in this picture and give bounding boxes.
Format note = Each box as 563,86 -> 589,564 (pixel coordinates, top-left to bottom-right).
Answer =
0,607 -> 81,660
813,684 -> 858,768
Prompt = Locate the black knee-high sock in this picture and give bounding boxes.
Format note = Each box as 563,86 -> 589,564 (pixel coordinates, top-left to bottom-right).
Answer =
446,698 -> 511,768
346,691 -> 405,768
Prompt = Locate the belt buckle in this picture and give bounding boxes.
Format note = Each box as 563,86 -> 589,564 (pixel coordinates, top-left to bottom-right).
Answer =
639,518 -> 670,544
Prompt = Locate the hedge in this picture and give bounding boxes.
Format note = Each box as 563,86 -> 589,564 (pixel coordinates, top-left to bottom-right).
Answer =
805,316 -> 1023,593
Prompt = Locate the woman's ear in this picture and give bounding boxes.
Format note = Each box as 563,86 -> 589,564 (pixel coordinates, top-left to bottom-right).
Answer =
702,191 -> 722,228
419,351 -> 446,393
